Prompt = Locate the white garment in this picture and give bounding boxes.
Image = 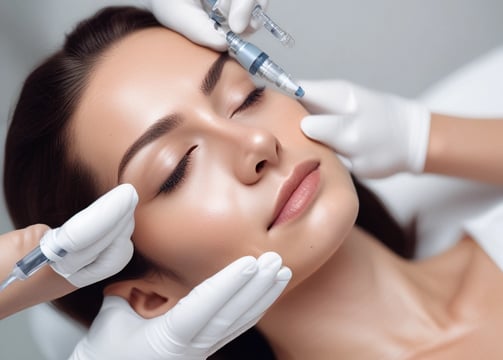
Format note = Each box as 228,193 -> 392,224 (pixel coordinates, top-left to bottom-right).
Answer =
465,203 -> 503,271
366,174 -> 502,259
364,45 -> 503,259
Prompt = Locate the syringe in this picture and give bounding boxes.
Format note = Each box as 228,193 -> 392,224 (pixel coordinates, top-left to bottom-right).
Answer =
251,5 -> 294,48
226,31 -> 304,97
201,0 -> 304,98
0,231 -> 67,292
201,0 -> 295,47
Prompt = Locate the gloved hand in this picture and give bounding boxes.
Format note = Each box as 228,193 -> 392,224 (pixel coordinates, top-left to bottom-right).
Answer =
464,203 -> 503,271
143,0 -> 268,51
40,184 -> 138,288
69,252 -> 291,360
300,80 -> 431,178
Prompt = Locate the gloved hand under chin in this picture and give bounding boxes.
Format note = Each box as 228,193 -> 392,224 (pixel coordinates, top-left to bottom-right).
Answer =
299,80 -> 431,178
144,0 -> 269,51
69,252 -> 291,360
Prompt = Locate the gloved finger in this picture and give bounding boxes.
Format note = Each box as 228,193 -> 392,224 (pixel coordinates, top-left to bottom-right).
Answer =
256,0 -> 269,9
89,296 -> 142,336
49,207 -> 135,274
301,114 -> 348,148
225,265 -> 291,331
218,253 -> 286,322
47,184 -> 137,254
150,0 -> 228,51
148,256 -> 259,348
208,265 -> 292,354
237,0 -> 274,35
228,0 -> 258,33
336,154 -> 353,171
193,252 -> 288,344
299,80 -> 357,115
65,237 -> 134,287
301,114 -> 362,168
68,296 -> 145,360
168,11 -> 227,51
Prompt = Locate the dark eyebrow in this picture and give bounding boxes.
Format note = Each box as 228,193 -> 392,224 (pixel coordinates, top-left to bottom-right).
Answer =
200,52 -> 230,95
117,114 -> 182,182
117,53 -> 230,182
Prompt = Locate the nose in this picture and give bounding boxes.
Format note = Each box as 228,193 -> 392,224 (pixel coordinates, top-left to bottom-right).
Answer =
223,124 -> 281,185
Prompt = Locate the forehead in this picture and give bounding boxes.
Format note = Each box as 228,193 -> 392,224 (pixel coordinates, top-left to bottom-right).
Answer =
70,27 -> 220,190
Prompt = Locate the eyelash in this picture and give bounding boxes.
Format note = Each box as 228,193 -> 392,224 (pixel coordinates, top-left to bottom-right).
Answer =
158,145 -> 197,194
231,86 -> 265,117
158,87 -> 264,195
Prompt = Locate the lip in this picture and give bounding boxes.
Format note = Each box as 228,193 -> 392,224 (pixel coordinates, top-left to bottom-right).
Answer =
269,160 -> 321,230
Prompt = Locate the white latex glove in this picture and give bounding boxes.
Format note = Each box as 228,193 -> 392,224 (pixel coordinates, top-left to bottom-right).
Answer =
464,203 -> 503,272
40,184 -> 138,288
144,0 -> 268,51
300,80 -> 431,178
69,252 -> 291,360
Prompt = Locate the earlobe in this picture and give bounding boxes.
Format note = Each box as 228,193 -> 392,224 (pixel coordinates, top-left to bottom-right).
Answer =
104,277 -> 183,319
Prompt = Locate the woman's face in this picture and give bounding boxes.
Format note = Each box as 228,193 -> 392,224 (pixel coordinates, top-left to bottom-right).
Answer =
71,28 -> 358,290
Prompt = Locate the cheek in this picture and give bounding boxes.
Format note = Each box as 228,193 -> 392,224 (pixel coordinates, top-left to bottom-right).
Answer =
254,91 -> 308,135
133,209 -> 233,286
279,171 -> 359,290
132,188 -> 266,287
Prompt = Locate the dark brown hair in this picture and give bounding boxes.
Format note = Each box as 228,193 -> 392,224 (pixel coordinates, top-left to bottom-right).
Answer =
4,6 -> 161,327
4,6 -> 413,359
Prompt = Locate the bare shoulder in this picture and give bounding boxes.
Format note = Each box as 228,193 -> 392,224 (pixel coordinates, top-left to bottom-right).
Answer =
405,236 -> 503,359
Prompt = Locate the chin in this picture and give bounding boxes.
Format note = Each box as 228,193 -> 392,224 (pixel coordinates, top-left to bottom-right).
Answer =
278,184 -> 358,291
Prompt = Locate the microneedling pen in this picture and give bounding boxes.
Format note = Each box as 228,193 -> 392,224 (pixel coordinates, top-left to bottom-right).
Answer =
226,31 -> 304,97
0,231 -> 67,292
201,0 -> 304,98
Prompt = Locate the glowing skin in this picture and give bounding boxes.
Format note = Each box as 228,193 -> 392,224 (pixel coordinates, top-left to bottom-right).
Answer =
68,27 -> 503,359
71,28 -> 358,293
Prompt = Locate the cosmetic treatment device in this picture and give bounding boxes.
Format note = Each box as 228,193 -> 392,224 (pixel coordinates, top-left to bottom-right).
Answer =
0,230 -> 67,292
201,0 -> 304,98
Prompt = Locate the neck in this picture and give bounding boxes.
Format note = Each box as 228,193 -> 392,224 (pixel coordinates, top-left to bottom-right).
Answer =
257,227 -> 465,359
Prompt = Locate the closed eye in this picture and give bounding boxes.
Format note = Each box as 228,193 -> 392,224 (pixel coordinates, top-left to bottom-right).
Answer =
231,86 -> 265,117
158,145 -> 198,195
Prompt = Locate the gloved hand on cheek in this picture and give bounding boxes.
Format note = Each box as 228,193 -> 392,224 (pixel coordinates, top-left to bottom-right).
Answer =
299,80 -> 431,179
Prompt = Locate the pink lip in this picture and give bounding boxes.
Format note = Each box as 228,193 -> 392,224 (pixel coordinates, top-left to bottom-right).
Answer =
269,160 -> 321,229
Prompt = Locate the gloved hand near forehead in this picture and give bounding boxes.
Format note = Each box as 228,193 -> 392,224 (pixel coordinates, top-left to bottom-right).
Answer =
144,0 -> 269,51
69,252 -> 291,360
299,80 -> 431,179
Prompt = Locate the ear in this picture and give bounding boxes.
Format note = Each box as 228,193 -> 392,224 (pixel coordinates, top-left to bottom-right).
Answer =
104,274 -> 188,319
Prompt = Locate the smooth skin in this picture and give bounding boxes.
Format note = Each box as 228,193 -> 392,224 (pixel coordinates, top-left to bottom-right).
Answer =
69,27 -> 503,359
2,2 -> 293,358
426,113 -> 503,184
71,27 -> 357,295
0,224 -> 74,319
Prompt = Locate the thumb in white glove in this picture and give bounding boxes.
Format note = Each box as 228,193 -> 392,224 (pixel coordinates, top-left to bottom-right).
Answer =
69,252 -> 291,360
41,184 -> 138,288
299,80 -> 431,178
144,0 -> 269,51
